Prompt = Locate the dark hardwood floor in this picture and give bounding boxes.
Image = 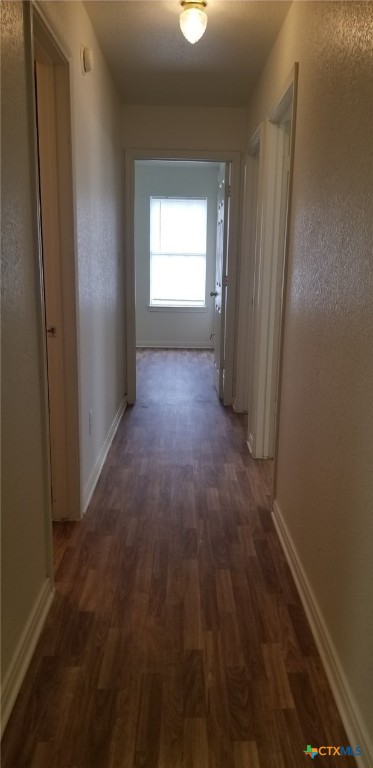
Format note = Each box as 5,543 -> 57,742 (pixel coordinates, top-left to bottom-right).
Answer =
2,350 -> 354,767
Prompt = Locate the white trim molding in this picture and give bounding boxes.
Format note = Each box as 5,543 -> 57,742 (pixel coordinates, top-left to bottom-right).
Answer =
82,397 -> 127,515
247,434 -> 254,455
247,124 -> 261,155
1,579 -> 54,737
234,126 -> 262,415
272,500 -> 373,768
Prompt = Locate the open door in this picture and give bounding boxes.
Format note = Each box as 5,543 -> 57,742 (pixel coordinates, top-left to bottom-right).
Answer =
213,163 -> 230,399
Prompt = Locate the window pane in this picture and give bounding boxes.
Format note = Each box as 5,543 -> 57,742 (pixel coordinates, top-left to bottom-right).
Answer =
150,196 -> 207,306
150,197 -> 207,255
150,255 -> 206,305
150,198 -> 161,254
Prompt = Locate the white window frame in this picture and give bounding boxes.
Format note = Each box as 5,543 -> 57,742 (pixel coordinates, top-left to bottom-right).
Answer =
149,195 -> 208,309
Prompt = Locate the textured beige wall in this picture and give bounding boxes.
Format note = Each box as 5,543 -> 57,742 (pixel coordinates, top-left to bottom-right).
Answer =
122,105 -> 247,151
247,0 -> 373,746
1,0 -> 126,689
1,2 -> 52,678
41,1 -> 126,496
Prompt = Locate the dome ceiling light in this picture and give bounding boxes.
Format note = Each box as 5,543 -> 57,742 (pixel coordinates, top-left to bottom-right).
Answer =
179,1 -> 208,44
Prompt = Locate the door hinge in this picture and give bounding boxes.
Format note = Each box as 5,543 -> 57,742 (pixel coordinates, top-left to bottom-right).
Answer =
226,185 -> 231,197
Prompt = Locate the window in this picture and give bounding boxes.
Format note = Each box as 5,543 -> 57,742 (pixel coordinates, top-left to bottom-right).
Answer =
150,196 -> 207,307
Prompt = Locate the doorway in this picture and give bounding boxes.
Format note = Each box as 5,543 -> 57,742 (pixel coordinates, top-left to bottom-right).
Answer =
125,150 -> 241,407
133,160 -> 218,351
245,66 -> 298,466
33,10 -> 80,520
234,130 -> 261,415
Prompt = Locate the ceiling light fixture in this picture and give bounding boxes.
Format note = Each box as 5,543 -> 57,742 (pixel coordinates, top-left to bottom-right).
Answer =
179,1 -> 208,44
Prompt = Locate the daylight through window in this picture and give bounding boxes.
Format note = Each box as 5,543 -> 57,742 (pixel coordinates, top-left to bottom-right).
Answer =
150,196 -> 207,307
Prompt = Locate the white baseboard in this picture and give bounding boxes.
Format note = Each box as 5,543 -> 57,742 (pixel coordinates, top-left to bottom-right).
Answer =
1,578 -> 54,737
272,500 -> 373,767
83,397 -> 127,514
136,342 -> 214,349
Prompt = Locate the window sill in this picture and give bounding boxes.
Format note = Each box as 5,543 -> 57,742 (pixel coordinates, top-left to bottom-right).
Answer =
147,305 -> 208,313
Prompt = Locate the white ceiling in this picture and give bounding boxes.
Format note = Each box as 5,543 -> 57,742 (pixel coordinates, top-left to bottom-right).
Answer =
83,1 -> 291,107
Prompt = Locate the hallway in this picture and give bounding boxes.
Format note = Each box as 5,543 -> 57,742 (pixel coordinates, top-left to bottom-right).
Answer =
2,350 -> 353,767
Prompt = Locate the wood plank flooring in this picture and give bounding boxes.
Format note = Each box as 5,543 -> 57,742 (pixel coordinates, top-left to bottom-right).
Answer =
2,350 -> 355,767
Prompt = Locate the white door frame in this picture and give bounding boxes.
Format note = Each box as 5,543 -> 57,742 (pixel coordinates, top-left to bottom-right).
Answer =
213,162 -> 231,400
31,3 -> 81,520
234,125 -> 262,415
124,149 -> 242,406
271,64 -> 299,497
246,65 -> 299,462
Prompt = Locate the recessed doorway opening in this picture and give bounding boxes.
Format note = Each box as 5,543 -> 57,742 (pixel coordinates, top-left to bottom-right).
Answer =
125,152 -> 241,407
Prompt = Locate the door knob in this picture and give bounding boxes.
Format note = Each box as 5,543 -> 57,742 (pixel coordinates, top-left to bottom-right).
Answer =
210,291 -> 218,297
47,326 -> 56,336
